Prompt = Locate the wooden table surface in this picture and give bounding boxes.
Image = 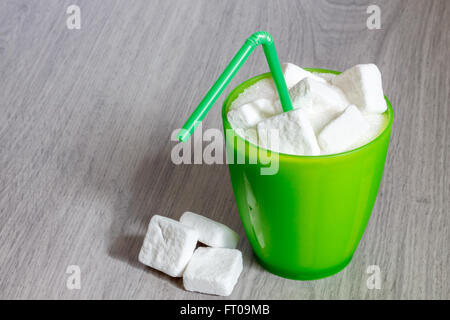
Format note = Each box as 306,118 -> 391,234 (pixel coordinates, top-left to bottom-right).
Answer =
0,0 -> 448,299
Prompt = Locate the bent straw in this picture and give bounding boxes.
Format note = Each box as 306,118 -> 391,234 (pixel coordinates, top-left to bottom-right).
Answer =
177,31 -> 293,142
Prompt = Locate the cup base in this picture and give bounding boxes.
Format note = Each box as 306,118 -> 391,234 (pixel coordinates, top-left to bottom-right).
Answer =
254,254 -> 354,281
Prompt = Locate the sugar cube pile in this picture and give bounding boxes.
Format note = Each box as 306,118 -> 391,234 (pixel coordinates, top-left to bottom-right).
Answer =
139,212 -> 242,296
227,63 -> 389,155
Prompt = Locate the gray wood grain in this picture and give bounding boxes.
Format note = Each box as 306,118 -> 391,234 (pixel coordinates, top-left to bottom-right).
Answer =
0,0 -> 448,299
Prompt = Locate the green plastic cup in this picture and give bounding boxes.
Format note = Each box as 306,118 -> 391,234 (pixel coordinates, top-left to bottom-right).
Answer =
222,68 -> 394,280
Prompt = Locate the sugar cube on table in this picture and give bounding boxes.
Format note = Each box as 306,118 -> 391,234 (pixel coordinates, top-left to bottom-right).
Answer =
180,211 -> 239,249
331,64 -> 387,114
282,62 -> 326,89
138,215 -> 198,277
318,105 -> 370,155
257,108 -> 320,156
227,98 -> 280,131
183,247 -> 243,296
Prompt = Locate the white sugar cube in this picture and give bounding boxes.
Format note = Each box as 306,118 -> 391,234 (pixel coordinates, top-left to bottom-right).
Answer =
183,247 -> 243,296
350,113 -> 388,149
257,109 -> 320,155
301,109 -> 341,135
180,211 -> 239,249
318,105 -> 370,154
227,98 -> 280,130
331,64 -> 387,113
288,77 -> 350,133
138,215 -> 198,277
282,62 -> 326,89
289,77 -> 349,113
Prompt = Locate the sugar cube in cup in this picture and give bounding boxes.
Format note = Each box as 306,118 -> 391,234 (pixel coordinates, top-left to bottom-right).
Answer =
289,77 -> 348,113
351,113 -> 388,148
138,215 -> 198,277
183,247 -> 243,296
331,64 -> 387,114
282,62 -> 326,88
318,105 -> 370,154
287,77 -> 349,133
227,98 -> 280,131
180,211 -> 239,249
257,108 -> 320,155
227,63 -> 388,156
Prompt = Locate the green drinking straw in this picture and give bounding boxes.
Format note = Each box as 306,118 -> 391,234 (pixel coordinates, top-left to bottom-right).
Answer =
177,31 -> 293,142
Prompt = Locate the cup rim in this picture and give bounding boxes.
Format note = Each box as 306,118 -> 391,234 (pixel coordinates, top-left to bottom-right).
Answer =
222,68 -> 394,159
